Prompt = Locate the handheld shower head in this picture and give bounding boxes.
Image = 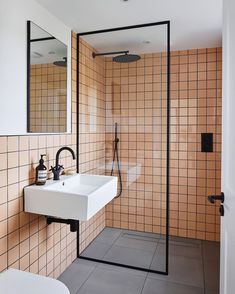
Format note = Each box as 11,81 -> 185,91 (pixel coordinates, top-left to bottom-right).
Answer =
111,122 -> 122,198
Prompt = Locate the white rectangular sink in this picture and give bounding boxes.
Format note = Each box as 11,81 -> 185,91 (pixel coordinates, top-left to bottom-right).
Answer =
24,174 -> 117,221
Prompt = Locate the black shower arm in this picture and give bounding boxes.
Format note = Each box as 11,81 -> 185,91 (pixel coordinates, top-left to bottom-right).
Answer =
92,50 -> 129,58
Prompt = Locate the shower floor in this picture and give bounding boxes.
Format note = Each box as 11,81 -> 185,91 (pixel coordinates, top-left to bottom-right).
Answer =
59,227 -> 220,294
80,227 -> 168,271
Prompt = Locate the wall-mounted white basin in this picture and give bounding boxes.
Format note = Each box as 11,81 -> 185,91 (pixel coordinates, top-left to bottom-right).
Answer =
24,174 -> 117,221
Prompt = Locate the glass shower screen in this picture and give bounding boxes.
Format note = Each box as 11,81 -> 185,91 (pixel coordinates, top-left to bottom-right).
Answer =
77,21 -> 170,274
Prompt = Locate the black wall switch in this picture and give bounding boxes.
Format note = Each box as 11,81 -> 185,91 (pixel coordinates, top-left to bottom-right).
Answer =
201,133 -> 213,152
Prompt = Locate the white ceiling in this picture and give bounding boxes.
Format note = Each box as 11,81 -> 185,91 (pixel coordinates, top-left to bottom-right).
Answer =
35,0 -> 222,53
31,22 -> 67,64
82,25 -> 167,55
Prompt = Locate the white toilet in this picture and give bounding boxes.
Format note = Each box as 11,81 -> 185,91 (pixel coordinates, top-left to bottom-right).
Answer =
0,268 -> 70,294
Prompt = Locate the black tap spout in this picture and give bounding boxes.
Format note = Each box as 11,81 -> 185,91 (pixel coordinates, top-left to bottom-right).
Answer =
55,147 -> 76,168
51,147 -> 76,180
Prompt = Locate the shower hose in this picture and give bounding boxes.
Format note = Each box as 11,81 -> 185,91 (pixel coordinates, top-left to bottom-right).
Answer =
110,123 -> 123,198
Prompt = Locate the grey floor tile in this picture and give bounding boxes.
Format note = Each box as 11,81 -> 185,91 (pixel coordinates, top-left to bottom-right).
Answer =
114,233 -> 158,252
158,240 -> 202,260
149,248 -> 166,272
203,241 -> 220,262
170,244 -> 201,259
94,227 -> 122,244
103,245 -> 155,268
58,260 -> 96,294
97,262 -> 148,277
167,236 -> 202,246
150,255 -> 204,288
141,278 -> 204,294
80,241 -> 112,259
204,260 -> 220,291
58,230 -> 220,294
205,290 -> 219,294
73,258 -> 98,267
77,267 -> 146,294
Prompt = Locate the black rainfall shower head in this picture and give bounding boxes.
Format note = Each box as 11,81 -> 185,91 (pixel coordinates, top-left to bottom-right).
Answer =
53,57 -> 67,67
92,50 -> 141,63
113,53 -> 141,63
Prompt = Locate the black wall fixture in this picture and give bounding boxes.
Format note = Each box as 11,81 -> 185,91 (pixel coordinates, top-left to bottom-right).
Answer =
201,133 -> 213,152
76,20 -> 171,276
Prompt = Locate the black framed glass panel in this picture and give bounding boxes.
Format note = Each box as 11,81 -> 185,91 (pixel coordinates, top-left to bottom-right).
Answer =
77,21 -> 170,275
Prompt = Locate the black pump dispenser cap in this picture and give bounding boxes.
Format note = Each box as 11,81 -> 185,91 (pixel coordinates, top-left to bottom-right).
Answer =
39,154 -> 46,165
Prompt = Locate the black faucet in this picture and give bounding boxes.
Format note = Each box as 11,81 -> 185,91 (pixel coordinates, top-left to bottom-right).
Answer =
50,147 -> 76,180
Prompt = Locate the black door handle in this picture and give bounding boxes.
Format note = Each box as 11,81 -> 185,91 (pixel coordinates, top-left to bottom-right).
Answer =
208,192 -> 224,204
219,204 -> 224,216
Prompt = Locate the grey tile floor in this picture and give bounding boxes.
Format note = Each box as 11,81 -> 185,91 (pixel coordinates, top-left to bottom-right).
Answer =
58,227 -> 220,294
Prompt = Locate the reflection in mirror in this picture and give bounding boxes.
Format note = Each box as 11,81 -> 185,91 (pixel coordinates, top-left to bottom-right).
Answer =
28,21 -> 67,133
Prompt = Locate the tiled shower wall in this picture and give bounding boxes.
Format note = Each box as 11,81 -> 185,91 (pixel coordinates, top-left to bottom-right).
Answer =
105,53 -> 168,235
105,48 -> 222,242
30,64 -> 67,133
170,48 -> 222,241
78,38 -> 106,252
0,34 -> 78,277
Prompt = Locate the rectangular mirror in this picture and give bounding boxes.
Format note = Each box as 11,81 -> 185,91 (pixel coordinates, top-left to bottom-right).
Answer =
27,21 -> 70,133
